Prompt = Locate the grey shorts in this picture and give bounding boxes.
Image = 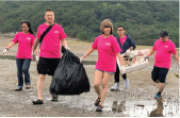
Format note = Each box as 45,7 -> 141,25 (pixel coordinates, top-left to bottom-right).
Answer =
95,69 -> 115,74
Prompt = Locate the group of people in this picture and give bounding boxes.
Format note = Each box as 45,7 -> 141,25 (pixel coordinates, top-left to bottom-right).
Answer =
2,9 -> 179,112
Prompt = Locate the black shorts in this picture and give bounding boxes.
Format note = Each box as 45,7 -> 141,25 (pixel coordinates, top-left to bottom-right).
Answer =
37,57 -> 60,76
151,66 -> 169,83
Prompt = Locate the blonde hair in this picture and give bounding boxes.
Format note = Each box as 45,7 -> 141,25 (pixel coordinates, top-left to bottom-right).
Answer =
100,19 -> 113,34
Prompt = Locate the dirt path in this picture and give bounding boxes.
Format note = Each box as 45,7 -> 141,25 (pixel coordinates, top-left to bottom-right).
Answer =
0,59 -> 179,117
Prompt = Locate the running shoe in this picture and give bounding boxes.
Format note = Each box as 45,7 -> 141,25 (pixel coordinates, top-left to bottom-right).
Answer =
124,79 -> 129,89
15,87 -> 23,92
95,98 -> 101,107
111,82 -> 119,91
51,96 -> 58,102
96,104 -> 103,112
32,99 -> 43,105
155,93 -> 162,99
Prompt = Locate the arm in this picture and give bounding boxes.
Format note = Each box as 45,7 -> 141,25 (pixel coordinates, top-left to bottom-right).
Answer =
2,42 -> 15,55
116,53 -> 124,65
144,48 -> 155,61
61,39 -> 70,50
6,42 -> 15,49
130,39 -> 136,50
126,39 -> 136,52
147,48 -> 155,57
34,48 -> 39,63
33,38 -> 40,51
174,53 -> 179,64
83,47 -> 94,58
34,48 -> 38,57
80,47 -> 94,63
61,39 -> 67,46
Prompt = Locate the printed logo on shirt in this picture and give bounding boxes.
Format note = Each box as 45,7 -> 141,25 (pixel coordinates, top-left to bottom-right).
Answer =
54,31 -> 59,34
105,43 -> 110,46
27,37 -> 31,40
164,46 -> 168,48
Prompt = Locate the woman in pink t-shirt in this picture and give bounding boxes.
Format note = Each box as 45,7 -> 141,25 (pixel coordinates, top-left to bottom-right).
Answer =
2,21 -> 38,91
80,19 -> 124,112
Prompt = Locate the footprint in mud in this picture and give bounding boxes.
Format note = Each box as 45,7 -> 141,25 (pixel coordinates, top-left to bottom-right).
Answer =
111,100 -> 126,114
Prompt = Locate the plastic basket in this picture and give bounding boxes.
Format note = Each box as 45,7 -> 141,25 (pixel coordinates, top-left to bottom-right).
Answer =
117,49 -> 150,74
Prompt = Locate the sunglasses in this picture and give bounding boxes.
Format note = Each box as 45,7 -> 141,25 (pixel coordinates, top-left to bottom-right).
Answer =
117,30 -> 124,31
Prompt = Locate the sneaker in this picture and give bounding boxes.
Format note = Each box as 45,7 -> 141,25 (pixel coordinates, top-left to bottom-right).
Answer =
15,88 -> 22,92
32,99 -> 43,105
95,97 -> 101,106
124,79 -> 129,89
96,105 -> 103,112
15,87 -> 22,91
51,96 -> 58,102
111,82 -> 119,91
155,93 -> 162,99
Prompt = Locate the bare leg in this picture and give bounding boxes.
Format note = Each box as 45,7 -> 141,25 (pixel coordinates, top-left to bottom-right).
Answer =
94,70 -> 103,98
158,83 -> 165,92
99,72 -> 113,105
37,74 -> 46,100
51,76 -> 57,97
155,80 -> 159,83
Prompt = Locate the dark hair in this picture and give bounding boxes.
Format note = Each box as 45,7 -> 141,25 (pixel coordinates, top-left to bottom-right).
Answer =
21,20 -> 34,36
117,25 -> 125,30
46,9 -> 53,12
45,9 -> 54,15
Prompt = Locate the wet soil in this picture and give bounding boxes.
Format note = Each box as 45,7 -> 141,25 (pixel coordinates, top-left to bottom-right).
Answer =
0,58 -> 179,117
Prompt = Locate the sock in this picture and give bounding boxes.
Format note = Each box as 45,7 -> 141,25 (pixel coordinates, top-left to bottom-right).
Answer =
157,92 -> 161,95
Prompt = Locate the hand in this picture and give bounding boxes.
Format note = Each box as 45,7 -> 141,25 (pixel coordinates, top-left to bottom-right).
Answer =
65,45 -> 70,50
2,48 -> 8,56
126,49 -> 131,54
80,56 -> 85,63
35,56 -> 39,63
144,55 -> 149,61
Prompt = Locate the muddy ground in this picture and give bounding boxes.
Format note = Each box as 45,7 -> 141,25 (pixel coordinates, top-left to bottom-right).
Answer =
0,38 -> 179,117
0,58 -> 179,117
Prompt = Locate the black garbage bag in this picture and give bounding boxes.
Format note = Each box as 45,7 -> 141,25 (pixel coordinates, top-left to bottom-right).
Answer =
50,46 -> 90,95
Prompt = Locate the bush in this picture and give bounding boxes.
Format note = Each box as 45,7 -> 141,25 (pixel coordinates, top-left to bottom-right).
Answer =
77,32 -> 91,41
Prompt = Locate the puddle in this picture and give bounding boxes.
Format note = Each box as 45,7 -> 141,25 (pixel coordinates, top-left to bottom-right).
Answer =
0,59 -> 179,117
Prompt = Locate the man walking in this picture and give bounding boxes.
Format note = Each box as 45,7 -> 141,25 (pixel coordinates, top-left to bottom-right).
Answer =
146,31 -> 179,99
32,9 -> 69,104
111,25 -> 136,90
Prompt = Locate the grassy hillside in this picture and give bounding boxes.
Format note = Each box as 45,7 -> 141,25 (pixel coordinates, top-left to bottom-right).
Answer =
0,1 -> 179,46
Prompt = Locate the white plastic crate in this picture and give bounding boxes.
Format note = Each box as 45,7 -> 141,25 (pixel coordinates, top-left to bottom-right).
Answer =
117,49 -> 150,74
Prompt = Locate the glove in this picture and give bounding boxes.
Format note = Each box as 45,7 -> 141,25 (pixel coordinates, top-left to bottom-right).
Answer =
144,55 -> 149,61
35,56 -> 39,64
65,45 -> 70,50
126,49 -> 131,55
2,48 -> 8,55
80,56 -> 84,63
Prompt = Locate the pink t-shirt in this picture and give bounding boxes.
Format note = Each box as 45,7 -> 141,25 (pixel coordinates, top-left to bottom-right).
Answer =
37,23 -> 67,58
92,35 -> 121,72
12,32 -> 35,60
153,39 -> 177,69
120,35 -> 127,46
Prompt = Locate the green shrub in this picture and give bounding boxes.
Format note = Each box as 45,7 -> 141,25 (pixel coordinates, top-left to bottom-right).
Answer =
77,32 -> 91,40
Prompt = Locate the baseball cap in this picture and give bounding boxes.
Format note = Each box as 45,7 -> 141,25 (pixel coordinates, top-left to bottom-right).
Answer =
159,31 -> 168,37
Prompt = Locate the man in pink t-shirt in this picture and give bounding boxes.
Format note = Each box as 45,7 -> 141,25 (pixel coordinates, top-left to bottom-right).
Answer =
32,9 -> 69,105
146,31 -> 179,99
